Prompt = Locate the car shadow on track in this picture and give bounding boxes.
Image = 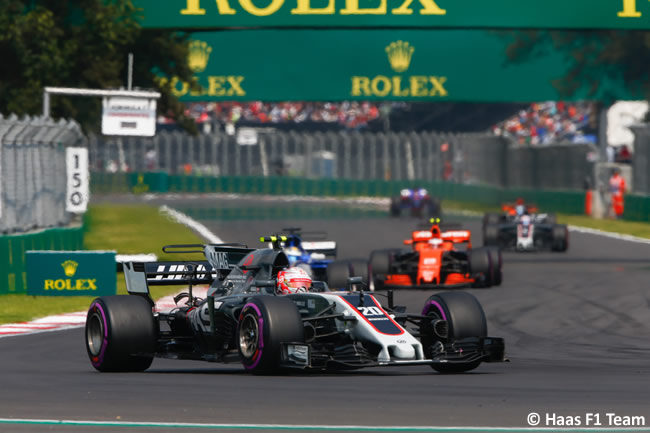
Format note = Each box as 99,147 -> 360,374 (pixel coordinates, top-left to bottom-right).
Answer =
145,368 -> 500,377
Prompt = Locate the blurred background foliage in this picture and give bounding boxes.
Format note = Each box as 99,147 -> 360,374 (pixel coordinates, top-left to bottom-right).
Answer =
0,0 -> 197,133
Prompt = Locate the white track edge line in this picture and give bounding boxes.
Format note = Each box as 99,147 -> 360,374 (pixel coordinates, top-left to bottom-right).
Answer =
568,225 -> 650,245
159,205 -> 222,243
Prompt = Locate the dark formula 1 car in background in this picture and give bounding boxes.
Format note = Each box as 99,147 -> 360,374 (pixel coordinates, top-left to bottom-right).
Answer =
267,228 -> 337,281
483,211 -> 568,252
390,188 -> 441,218
366,218 -> 502,290
85,240 -> 505,374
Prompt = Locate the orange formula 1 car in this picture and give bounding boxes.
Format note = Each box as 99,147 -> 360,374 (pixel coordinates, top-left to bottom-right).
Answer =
369,219 -> 502,290
501,199 -> 538,217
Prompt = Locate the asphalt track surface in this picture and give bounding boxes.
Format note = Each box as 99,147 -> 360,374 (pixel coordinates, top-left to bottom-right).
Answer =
1,196 -> 649,433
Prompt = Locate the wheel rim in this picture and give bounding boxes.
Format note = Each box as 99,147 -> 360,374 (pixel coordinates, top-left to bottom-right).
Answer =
239,313 -> 259,359
86,312 -> 105,357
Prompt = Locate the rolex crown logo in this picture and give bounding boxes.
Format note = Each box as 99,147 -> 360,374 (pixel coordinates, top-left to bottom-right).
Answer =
385,40 -> 414,73
188,40 -> 212,73
62,260 -> 79,277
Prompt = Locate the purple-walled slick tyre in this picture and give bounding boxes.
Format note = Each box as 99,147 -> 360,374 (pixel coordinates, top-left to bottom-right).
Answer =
420,291 -> 488,374
237,296 -> 304,374
85,295 -> 156,372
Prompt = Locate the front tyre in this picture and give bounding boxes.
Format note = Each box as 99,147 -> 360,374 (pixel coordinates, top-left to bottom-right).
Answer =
469,248 -> 492,288
237,296 -> 304,374
85,296 -> 157,372
420,291 -> 488,373
486,247 -> 502,286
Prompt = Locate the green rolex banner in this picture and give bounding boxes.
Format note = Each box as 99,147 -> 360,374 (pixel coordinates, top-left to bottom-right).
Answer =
162,30 -> 640,103
136,0 -> 650,30
26,251 -> 117,296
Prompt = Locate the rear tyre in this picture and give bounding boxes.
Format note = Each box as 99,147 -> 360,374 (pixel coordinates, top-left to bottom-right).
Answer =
551,224 -> 569,252
369,248 -> 401,290
326,259 -> 369,291
428,198 -> 442,218
326,260 -> 352,290
348,258 -> 370,289
420,291 -> 488,373
483,213 -> 501,228
85,296 -> 157,372
483,224 -> 500,247
237,296 -> 304,374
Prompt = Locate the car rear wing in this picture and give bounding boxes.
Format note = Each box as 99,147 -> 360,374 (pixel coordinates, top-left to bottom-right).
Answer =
123,244 -> 254,295
531,213 -> 552,223
301,241 -> 337,258
281,228 -> 329,241
441,230 -> 471,244
405,230 -> 433,245
265,234 -> 337,258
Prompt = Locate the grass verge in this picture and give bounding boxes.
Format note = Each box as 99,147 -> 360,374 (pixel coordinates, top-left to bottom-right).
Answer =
0,204 -> 204,325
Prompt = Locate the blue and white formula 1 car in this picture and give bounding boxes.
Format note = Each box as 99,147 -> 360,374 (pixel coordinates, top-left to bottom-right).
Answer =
268,228 -> 337,281
84,240 -> 506,374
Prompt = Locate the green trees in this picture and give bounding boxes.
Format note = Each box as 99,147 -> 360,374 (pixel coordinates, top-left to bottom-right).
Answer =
502,30 -> 650,103
0,1 -> 196,132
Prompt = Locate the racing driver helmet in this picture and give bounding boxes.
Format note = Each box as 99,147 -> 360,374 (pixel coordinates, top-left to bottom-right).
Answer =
276,267 -> 312,295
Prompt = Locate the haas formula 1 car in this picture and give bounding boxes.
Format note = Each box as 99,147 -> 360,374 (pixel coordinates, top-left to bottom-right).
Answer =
483,211 -> 568,252
369,219 -> 502,290
85,238 -> 505,374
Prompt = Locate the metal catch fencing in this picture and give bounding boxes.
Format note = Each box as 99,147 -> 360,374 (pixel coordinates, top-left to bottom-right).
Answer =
89,129 -> 595,191
0,114 -> 86,234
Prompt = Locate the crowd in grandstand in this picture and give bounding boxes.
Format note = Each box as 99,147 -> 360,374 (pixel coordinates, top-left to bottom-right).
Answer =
491,101 -> 598,146
165,101 -> 407,130
160,101 -> 600,145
